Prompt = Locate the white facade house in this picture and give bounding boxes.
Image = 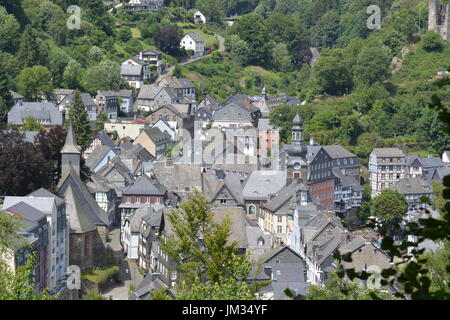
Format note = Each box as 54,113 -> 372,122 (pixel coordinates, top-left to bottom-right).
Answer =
151,119 -> 177,141
191,9 -> 206,24
180,32 -> 205,57
442,151 -> 450,164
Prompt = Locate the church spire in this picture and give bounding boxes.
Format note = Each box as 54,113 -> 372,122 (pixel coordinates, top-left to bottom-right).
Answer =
291,112 -> 304,143
61,121 -> 81,177
62,121 -> 81,154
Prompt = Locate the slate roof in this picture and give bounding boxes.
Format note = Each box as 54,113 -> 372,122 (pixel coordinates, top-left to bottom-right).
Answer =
129,273 -> 167,300
156,76 -> 195,89
393,177 -> 433,195
406,155 -> 444,168
212,102 -> 257,122
3,196 -> 56,216
242,171 -> 287,200
263,180 -> 308,214
28,188 -> 65,206
432,167 -> 450,181
61,122 -> 81,154
323,145 -> 356,159
85,145 -> 117,170
58,166 -> 111,228
4,202 -> 47,233
122,174 -> 166,196
9,90 -> 24,99
8,102 -> 63,126
338,236 -> 365,254
257,118 -> 278,131
140,127 -> 172,145
332,168 -> 362,191
64,184 -> 97,233
59,92 -> 96,108
121,64 -> 143,76
86,172 -> 116,193
184,31 -> 204,43
211,207 -> 248,248
95,132 -> 115,149
372,148 -> 405,158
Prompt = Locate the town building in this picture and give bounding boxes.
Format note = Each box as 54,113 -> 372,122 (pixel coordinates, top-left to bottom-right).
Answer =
393,177 -> 434,213
323,145 -> 360,180
405,154 -> 444,181
180,32 -> 205,57
83,132 -> 115,160
212,96 -> 262,129
10,90 -> 24,105
85,144 -> 118,173
7,102 -> 63,129
104,118 -> 148,140
332,168 -> 363,218
190,9 -> 206,24
55,91 -> 97,122
428,0 -> 450,41
123,0 -> 163,12
133,127 -> 172,158
121,64 -> 144,89
95,91 -> 119,119
369,148 -> 406,198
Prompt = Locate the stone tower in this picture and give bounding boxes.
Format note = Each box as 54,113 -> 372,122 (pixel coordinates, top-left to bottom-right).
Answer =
429,0 -> 450,41
61,121 -> 81,176
286,113 -> 309,185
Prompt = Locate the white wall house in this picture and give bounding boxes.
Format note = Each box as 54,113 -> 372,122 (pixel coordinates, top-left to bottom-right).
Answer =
191,9 -> 206,24
180,32 -> 205,57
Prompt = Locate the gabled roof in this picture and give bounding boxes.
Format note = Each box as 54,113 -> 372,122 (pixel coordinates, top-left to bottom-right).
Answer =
8,102 -> 63,126
85,145 -> 117,170
242,171 -> 287,200
263,180 -> 308,214
58,166 -> 110,227
139,127 -> 172,145
393,177 -> 433,195
184,32 -> 204,43
122,174 -> 166,196
4,202 -> 47,233
121,64 -> 143,77
28,188 -> 65,206
371,148 -> 405,158
323,145 -> 356,159
211,207 -> 248,248
64,184 -> 97,234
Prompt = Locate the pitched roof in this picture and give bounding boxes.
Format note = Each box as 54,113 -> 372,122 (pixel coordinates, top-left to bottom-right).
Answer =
184,32 -> 204,43
122,174 -> 166,196
140,127 -> 172,145
58,166 -> 110,227
372,148 -> 405,158
406,155 -> 444,168
332,168 -> 362,191
64,184 -> 97,233
211,207 -> 248,248
85,145 -> 117,170
28,188 -> 65,206
263,180 -> 308,214
323,145 -> 356,159
393,177 -> 433,195
4,202 -> 47,233
242,171 -> 287,200
121,64 -> 143,76
8,102 -> 63,126
61,122 -> 81,154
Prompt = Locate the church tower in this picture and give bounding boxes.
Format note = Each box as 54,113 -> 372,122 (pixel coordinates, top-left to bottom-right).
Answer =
61,121 -> 81,176
286,113 -> 308,184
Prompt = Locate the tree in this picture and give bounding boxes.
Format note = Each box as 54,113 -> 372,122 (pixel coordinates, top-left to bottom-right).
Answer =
231,14 -> 271,66
371,189 -> 408,227
271,43 -> 293,73
0,71 -> 13,123
88,46 -> 104,62
16,25 -> 48,68
352,46 -> 390,87
421,31 -> 443,51
117,27 -> 132,42
83,60 -> 123,94
63,60 -> 83,90
48,47 -> 71,88
16,66 -> 53,102
0,130 -> 51,196
161,191 -> 258,299
0,213 -> 54,300
0,5 -> 20,53
226,35 -> 251,66
64,90 -> 92,152
34,126 -> 66,187
154,25 -> 182,56
22,117 -> 44,132
305,271 -> 391,300
312,52 -> 353,95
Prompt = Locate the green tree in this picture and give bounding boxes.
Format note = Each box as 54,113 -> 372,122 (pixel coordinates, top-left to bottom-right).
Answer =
226,35 -> 251,66
312,52 -> 353,95
0,71 -> 13,123
22,116 -> 44,132
305,271 -> 390,300
63,60 -> 83,90
271,43 -> 293,73
371,189 -> 408,228
352,46 -> 391,87
422,240 -> 450,294
83,60 -> 123,94
0,5 -> 20,53
117,27 -> 132,42
48,47 -> 71,88
231,14 -> 271,66
161,191 -> 257,299
65,90 -> 92,151
421,31 -> 443,52
16,66 -> 53,102
16,25 -> 48,68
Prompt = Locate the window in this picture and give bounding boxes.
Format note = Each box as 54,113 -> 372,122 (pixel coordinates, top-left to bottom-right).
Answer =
220,199 -> 227,204
277,226 -> 282,234
277,216 -> 282,223
248,205 -> 256,214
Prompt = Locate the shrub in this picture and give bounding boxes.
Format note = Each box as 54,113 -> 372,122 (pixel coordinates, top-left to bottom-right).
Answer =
422,31 -> 443,51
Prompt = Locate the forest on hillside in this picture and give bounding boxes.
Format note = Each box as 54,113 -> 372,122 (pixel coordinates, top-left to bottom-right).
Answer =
0,0 -> 449,161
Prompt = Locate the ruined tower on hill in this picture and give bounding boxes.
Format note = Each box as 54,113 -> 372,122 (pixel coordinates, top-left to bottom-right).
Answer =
429,0 -> 450,41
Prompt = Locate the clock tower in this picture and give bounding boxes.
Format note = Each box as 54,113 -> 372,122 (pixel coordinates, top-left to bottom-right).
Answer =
286,113 -> 308,184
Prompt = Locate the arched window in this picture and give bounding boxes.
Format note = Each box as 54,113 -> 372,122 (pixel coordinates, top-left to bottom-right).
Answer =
248,205 -> 256,215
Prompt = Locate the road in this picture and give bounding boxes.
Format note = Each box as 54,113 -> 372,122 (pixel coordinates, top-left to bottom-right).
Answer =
101,228 -> 143,300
